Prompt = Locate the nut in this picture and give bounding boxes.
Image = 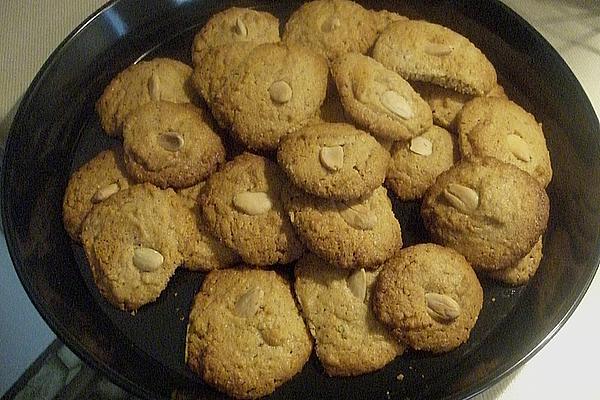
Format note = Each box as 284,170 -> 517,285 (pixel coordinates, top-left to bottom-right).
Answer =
233,191 -> 272,215
380,90 -> 414,119
338,203 -> 377,230
158,131 -> 184,152
234,287 -> 264,318
148,73 -> 160,101
92,183 -> 119,203
269,80 -> 292,104
423,42 -> 454,56
443,183 -> 479,213
319,145 -> 344,171
506,133 -> 531,162
347,268 -> 367,301
234,17 -> 248,36
133,247 -> 164,272
409,136 -> 433,156
321,15 -> 341,32
425,292 -> 461,321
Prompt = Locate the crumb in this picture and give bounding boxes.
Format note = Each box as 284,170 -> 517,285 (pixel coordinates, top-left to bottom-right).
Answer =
386,391 -> 391,399
396,373 -> 404,381
174,292 -> 178,297
409,366 -> 413,370
492,297 -> 496,302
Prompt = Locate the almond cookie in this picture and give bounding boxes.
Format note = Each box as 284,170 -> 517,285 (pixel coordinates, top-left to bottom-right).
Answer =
373,20 -> 497,96
96,58 -> 197,137
282,0 -> 379,62
284,186 -> 402,269
80,184 -> 183,311
373,244 -> 483,353
457,97 -> 552,187
200,153 -> 304,266
191,7 -> 280,66
332,53 -> 433,141
421,157 -> 549,270
122,101 -> 225,189
386,125 -> 459,201
277,122 -> 390,200
488,237 -> 543,286
211,42 -> 328,151
412,81 -> 507,130
186,268 -> 312,399
63,147 -> 132,242
176,184 -> 241,272
294,253 -> 404,376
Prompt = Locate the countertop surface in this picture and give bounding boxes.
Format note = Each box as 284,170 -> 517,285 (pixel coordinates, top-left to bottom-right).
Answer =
1,0 -> 599,398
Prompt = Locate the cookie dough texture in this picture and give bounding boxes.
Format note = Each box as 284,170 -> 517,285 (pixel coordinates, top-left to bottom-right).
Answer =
186,268 -> 312,399
211,42 -> 328,151
421,157 -> 549,270
277,122 -> 390,200
283,0 -> 379,62
191,7 -> 280,65
457,97 -> 552,187
200,153 -> 304,266
96,58 -> 197,137
63,147 -> 132,242
332,53 -> 433,141
80,184 -> 183,311
371,9 -> 409,34
386,125 -> 458,201
488,237 -> 543,285
284,186 -> 402,269
373,244 -> 483,353
294,254 -> 403,376
373,20 -> 497,96
122,101 -> 225,189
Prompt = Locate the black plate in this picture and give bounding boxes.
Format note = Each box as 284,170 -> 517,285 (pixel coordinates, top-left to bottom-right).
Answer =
3,0 -> 600,399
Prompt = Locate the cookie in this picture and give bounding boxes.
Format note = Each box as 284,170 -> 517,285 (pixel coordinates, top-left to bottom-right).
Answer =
456,97 -> 552,187
332,52 -> 433,141
373,20 -> 497,96
284,186 -> 402,269
80,183 -> 183,311
200,153 -> 304,266
186,268 -> 312,399
63,147 -> 132,242
191,7 -> 280,65
421,156 -> 549,270
294,253 -> 404,376
411,81 -> 507,131
122,101 -> 225,189
96,58 -> 197,137
282,0 -> 379,62
211,42 -> 328,151
277,122 -> 390,200
176,185 -> 241,272
373,243 -> 483,353
386,125 -> 459,201
488,237 -> 543,285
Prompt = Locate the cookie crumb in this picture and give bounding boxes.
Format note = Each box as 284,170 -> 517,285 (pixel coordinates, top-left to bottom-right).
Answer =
396,373 -> 404,381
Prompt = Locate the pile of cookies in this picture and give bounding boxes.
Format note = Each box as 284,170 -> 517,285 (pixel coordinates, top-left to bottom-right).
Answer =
62,0 -> 552,398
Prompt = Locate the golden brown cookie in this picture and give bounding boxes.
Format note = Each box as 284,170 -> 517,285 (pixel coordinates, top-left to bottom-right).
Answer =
457,97 -> 552,187
200,153 -> 304,266
373,20 -> 497,96
284,186 -> 402,269
294,253 -> 403,376
277,122 -> 390,200
487,237 -> 543,285
421,156 -> 549,270
211,42 -> 328,151
96,58 -> 197,137
80,184 -> 183,311
386,125 -> 459,201
186,268 -> 312,399
122,101 -> 225,189
282,0 -> 379,62
373,243 -> 483,353
63,147 -> 132,242
332,52 -> 433,141
191,7 -> 280,66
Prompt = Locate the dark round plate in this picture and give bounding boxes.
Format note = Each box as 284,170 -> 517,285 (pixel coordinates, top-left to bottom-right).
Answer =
3,0 -> 600,399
